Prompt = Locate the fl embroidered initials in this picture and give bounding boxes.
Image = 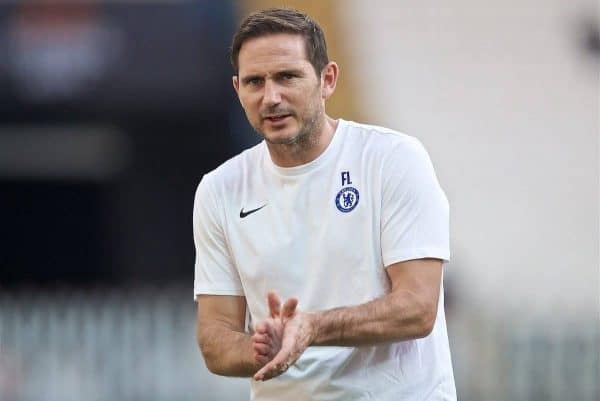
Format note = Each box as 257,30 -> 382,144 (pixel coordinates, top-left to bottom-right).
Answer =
341,171 -> 352,186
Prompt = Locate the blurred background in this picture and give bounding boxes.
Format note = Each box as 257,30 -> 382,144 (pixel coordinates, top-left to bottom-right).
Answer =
0,0 -> 598,400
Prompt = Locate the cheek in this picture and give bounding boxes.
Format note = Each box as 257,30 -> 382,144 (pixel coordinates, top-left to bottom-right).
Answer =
300,91 -> 322,117
244,109 -> 261,128
240,98 -> 259,118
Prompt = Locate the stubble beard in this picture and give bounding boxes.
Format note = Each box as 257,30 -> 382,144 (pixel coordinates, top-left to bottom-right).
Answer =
255,99 -> 324,155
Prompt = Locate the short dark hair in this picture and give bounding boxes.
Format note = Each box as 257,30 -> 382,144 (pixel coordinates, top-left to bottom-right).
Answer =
230,8 -> 329,77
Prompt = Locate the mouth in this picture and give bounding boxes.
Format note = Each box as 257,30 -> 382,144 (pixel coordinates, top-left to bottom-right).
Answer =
263,114 -> 292,123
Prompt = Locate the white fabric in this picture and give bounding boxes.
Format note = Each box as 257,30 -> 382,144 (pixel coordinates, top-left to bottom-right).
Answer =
193,119 -> 456,401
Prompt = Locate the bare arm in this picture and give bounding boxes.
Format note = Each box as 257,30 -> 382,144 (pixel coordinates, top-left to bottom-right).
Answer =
253,258 -> 443,380
313,258 -> 442,345
196,294 -> 259,377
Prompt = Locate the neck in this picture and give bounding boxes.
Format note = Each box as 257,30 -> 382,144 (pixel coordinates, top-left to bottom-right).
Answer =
266,115 -> 338,168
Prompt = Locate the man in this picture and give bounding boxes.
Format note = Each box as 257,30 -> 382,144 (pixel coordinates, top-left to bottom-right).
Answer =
193,7 -> 456,401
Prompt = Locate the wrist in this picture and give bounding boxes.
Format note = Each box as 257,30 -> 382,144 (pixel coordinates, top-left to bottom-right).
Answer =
304,311 -> 321,345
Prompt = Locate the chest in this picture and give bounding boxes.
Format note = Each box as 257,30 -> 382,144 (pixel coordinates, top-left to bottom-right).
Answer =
224,167 -> 383,303
233,167 -> 371,251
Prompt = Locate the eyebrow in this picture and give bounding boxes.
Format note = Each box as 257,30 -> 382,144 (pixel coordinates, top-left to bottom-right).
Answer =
240,69 -> 306,84
240,74 -> 263,85
273,69 -> 305,78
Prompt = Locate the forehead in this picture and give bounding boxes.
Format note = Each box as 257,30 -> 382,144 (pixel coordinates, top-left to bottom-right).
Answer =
237,33 -> 312,76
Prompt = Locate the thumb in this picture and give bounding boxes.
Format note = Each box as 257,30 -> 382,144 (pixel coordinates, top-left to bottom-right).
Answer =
267,291 -> 281,318
281,297 -> 298,321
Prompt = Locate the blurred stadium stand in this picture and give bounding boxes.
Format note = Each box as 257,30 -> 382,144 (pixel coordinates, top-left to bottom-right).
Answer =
1,286 -> 249,401
0,1 -> 256,287
1,287 -> 598,401
0,4 -> 255,396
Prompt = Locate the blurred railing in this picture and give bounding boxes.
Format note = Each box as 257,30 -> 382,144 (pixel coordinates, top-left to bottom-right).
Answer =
1,286 -> 598,401
0,285 -> 249,401
448,307 -> 599,401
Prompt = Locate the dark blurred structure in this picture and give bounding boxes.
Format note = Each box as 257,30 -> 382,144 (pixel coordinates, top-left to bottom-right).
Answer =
0,1 -> 252,286
582,16 -> 600,56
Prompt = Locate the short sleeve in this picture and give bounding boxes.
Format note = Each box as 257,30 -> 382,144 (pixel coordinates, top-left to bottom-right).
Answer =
380,138 -> 450,266
193,173 -> 244,299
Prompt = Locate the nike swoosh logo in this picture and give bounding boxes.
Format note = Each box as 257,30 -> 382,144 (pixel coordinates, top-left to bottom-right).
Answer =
239,204 -> 267,218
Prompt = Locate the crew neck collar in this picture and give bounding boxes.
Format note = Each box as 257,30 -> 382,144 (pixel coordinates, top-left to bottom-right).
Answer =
264,119 -> 346,177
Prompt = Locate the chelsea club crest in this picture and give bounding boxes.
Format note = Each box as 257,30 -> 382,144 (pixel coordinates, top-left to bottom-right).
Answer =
335,187 -> 359,213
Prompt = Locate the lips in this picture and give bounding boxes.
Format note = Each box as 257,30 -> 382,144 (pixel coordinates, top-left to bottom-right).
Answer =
265,114 -> 290,121
264,114 -> 291,123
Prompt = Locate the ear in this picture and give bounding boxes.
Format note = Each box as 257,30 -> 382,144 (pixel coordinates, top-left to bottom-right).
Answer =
232,75 -> 240,96
320,62 -> 339,100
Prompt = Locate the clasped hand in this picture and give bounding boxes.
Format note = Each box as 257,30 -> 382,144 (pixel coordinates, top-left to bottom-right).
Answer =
252,291 -> 315,381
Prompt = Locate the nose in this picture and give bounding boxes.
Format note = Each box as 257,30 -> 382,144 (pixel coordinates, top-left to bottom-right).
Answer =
262,79 -> 282,107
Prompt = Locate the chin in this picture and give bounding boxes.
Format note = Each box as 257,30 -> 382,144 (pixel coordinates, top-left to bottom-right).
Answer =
261,126 -> 302,145
266,133 -> 301,145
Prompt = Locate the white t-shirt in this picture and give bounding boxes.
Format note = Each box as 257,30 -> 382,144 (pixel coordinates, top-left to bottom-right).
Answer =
193,119 -> 456,401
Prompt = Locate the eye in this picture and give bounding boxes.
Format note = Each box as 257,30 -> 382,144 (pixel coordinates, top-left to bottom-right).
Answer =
246,77 -> 263,86
281,73 -> 296,81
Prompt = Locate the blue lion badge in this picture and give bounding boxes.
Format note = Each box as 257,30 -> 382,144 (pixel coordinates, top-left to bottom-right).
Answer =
335,187 -> 359,213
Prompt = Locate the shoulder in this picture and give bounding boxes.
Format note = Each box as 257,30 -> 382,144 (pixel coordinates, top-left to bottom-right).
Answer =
194,142 -> 264,216
341,119 -> 428,160
198,141 -> 264,193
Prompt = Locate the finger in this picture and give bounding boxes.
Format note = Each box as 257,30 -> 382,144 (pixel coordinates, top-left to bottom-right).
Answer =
252,333 -> 271,345
254,348 -> 292,381
281,297 -> 298,321
268,291 -> 281,318
252,342 -> 271,356
254,359 -> 289,381
254,353 -> 269,365
255,321 -> 267,334
265,320 -> 279,339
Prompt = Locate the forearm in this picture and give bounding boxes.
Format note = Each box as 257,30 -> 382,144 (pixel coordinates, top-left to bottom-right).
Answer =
198,323 -> 260,377
311,289 -> 436,346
